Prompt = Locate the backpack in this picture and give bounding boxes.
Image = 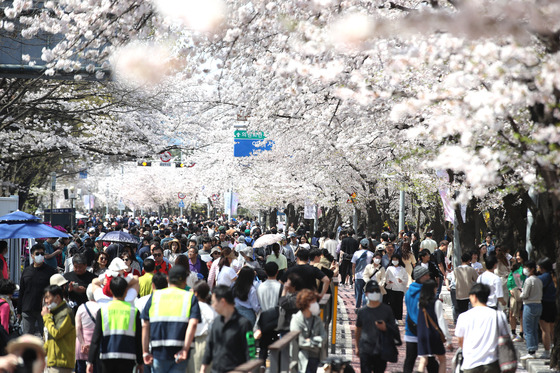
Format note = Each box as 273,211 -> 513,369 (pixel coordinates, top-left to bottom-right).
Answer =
354,251 -> 370,274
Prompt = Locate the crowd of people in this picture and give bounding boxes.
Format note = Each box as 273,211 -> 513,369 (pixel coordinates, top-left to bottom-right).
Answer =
338,228 -> 557,372
0,215 -> 555,373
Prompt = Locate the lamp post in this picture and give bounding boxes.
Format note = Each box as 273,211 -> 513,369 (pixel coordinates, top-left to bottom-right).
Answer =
50,172 -> 56,224
69,186 -> 76,233
105,184 -> 109,218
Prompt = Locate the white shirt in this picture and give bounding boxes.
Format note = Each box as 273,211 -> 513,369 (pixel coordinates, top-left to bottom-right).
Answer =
471,261 -> 483,271
135,294 -> 151,314
324,239 -> 338,258
257,279 -> 282,311
195,302 -> 217,337
351,249 -> 374,279
477,271 -> 503,308
385,266 -> 408,292
420,238 -> 437,253
217,266 -> 237,287
455,306 -> 509,370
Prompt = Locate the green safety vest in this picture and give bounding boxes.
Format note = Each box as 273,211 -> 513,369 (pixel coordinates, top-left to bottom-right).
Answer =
148,287 -> 194,348
100,300 -> 137,360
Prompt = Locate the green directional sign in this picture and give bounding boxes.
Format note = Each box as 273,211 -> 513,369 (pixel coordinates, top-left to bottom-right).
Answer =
234,130 -> 266,139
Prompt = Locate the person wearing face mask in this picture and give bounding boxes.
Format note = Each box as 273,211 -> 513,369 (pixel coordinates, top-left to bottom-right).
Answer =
519,260 -> 543,360
289,289 -> 326,373
363,252 -> 387,305
385,254 -> 408,324
351,239 -> 374,310
18,244 -> 57,335
42,285 -> 76,373
355,280 -> 401,373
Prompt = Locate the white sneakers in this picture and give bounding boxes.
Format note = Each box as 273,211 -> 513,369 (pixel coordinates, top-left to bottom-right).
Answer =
539,350 -> 551,359
520,353 -> 535,360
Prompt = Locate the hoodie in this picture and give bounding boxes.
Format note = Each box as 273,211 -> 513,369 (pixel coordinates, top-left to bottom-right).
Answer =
404,281 -> 422,342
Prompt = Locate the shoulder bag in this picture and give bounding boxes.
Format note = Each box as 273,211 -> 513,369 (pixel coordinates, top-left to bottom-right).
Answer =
496,311 -> 517,373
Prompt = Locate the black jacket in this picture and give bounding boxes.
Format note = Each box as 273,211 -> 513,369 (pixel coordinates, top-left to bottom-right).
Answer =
18,264 -> 57,314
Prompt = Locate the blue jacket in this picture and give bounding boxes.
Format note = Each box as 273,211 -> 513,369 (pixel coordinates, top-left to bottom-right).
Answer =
404,282 -> 422,337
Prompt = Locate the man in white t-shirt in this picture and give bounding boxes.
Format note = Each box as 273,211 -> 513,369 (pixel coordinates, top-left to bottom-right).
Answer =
323,232 -> 338,258
477,255 -> 506,310
455,283 -> 510,372
351,238 -> 374,309
419,232 -> 437,254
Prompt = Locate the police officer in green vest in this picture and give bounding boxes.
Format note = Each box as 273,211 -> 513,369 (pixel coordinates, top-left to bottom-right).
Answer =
87,276 -> 143,373
141,265 -> 200,373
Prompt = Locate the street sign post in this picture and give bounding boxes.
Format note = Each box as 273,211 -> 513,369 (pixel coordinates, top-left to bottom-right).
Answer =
118,200 -> 125,215
178,200 -> 185,216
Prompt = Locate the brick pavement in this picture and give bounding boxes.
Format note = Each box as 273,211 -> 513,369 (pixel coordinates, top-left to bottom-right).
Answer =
332,284 -> 534,373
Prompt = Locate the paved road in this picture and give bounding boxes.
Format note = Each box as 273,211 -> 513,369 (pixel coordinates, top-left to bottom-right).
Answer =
332,284 -> 537,372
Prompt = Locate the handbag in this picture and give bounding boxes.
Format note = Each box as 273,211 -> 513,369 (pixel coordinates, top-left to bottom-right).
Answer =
423,308 -> 446,343
496,311 -> 517,373
452,348 -> 463,373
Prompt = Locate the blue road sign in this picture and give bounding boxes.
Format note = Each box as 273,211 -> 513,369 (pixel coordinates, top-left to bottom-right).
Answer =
178,200 -> 185,208
234,130 -> 273,157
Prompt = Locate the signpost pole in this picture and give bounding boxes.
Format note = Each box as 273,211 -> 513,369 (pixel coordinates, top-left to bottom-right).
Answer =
50,172 -> 56,224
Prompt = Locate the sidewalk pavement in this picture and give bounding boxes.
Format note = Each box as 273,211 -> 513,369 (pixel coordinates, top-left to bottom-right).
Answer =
331,284 -> 557,372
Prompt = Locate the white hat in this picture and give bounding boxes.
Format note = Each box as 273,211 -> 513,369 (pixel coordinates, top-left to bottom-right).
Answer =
235,243 -> 248,253
108,257 -> 128,271
50,274 -> 68,287
88,227 -> 96,233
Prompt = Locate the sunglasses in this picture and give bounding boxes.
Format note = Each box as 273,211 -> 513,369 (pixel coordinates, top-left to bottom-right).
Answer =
153,253 -> 162,257
34,252 -> 45,256
99,257 -> 107,261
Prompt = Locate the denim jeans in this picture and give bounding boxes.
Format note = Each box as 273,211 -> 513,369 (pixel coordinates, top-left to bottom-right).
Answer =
523,303 -> 542,353
355,279 -> 366,308
153,357 -> 188,373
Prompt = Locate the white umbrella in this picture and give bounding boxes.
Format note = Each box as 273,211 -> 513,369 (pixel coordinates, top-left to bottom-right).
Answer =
253,234 -> 284,248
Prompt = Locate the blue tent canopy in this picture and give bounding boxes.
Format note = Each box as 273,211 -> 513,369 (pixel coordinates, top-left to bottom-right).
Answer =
0,210 -> 70,239
0,210 -> 40,222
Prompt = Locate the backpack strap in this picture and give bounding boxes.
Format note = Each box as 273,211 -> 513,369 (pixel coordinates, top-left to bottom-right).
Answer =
84,304 -> 96,323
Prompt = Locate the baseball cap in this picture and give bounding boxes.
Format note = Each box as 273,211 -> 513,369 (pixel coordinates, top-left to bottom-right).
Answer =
50,274 -> 68,287
364,280 -> 381,293
88,227 -> 96,233
360,238 -> 369,247
210,247 -> 221,255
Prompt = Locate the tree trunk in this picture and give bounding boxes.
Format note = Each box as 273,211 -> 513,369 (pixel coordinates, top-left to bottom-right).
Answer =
454,198 -> 479,254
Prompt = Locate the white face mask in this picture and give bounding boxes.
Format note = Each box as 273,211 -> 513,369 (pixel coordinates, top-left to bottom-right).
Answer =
309,302 -> 320,316
523,268 -> 530,277
392,260 -> 399,266
47,301 -> 58,310
373,258 -> 381,265
34,254 -> 44,264
367,292 -> 382,302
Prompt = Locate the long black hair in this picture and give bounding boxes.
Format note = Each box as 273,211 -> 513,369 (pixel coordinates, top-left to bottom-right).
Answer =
418,279 -> 437,309
232,266 -> 255,302
512,249 -> 528,272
